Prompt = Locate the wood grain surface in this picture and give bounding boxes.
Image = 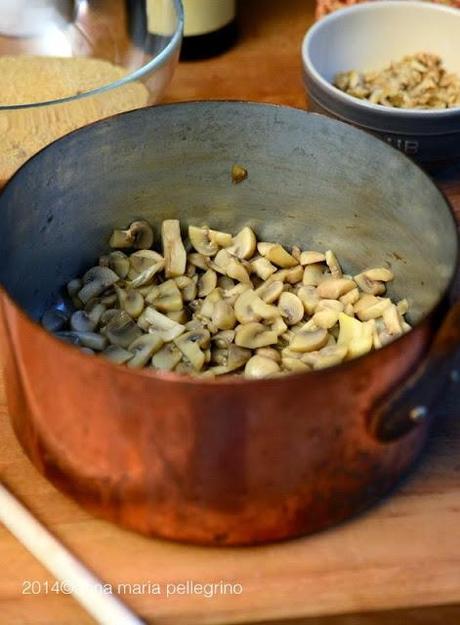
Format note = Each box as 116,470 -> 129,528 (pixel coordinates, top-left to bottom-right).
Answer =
1,1 -> 460,624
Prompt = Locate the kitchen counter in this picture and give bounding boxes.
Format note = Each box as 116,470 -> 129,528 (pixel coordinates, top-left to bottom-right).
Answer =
1,1 -> 460,624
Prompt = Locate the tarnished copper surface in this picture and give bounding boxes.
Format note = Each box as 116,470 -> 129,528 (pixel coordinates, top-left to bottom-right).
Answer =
0,291 -> 436,545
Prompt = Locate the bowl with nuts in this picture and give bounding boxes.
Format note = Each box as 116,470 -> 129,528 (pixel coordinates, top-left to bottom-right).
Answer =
0,102 -> 458,545
302,1 -> 460,165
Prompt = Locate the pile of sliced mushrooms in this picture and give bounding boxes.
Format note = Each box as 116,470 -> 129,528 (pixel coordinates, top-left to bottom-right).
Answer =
41,219 -> 411,379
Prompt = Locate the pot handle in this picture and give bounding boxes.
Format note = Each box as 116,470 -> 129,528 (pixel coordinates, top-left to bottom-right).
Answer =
369,300 -> 460,442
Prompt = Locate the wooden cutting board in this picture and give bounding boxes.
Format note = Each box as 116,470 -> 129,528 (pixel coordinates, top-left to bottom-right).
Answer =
1,1 -> 460,624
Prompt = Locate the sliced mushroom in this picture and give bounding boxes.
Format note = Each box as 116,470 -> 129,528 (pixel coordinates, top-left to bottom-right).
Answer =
231,164 -> 248,184
129,250 -> 164,274
289,327 -> 329,353
151,343 -> 183,370
383,304 -> 403,335
167,309 -> 189,324
188,226 -> 219,256
174,330 -> 210,371
109,251 -> 130,279
235,322 -> 278,349
162,219 -> 187,278
105,311 -> 142,348
251,256 -> 276,280
337,312 -> 373,359
226,256 -> 251,284
356,297 -> 391,321
127,333 -> 164,368
182,277 -> 198,302
340,287 -> 360,306
244,355 -> 280,379
70,310 -> 97,333
78,267 -> 119,304
312,300 -> 343,329
138,306 -> 185,342
198,269 -> 218,297
209,228 -> 233,248
278,292 -> 304,325
256,347 -> 281,363
227,344 -> 252,371
297,286 -> 319,315
362,267 -> 394,282
397,298 -> 409,316
212,300 -> 237,330
42,309 -> 68,333
257,242 -> 298,268
325,250 -> 342,278
147,280 -> 183,313
102,345 -> 133,364
302,263 -> 324,286
110,220 -> 154,250
300,251 -> 326,265
282,357 -> 310,373
354,272 -> 386,295
302,345 -> 347,370
234,290 -> 278,324
61,331 -> 107,351
254,280 -> 283,304
291,246 -> 302,262
213,329 -> 236,348
199,288 -> 222,318
317,278 -> 356,299
284,265 -> 304,284
227,226 -> 257,260
85,302 -> 106,327
271,316 -> 288,336
117,288 -> 145,319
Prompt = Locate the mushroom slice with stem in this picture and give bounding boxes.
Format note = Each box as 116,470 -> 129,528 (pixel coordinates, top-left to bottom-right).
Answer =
78,267 -> 119,304
245,355 -> 280,379
105,311 -> 142,348
138,306 -> 185,342
340,287 -> 360,306
147,280 -> 183,313
289,327 -> 329,353
41,309 -> 68,333
302,345 -> 347,370
162,219 -> 187,278
325,250 -> 342,278
226,257 -> 251,284
251,256 -> 277,280
198,269 -> 218,298
354,272 -> 386,295
127,259 -> 165,289
188,226 -> 219,256
59,331 -> 107,351
235,290 -> 275,324
151,343 -> 183,370
362,267 -> 394,282
255,280 -> 283,304
256,347 -> 281,363
109,251 -> 130,279
109,220 -> 154,250
337,312 -> 374,359
317,278 -> 356,299
188,253 -> 209,270
282,357 -> 310,373
129,250 -> 164,274
223,283 -> 250,306
85,302 -> 106,327
278,292 -> 304,325
226,344 -> 252,371
212,300 -> 237,330
297,286 -> 319,315
356,297 -> 391,321
300,251 -> 326,265
271,316 -> 288,336
227,226 -> 257,260
116,288 -> 145,319
383,303 -> 403,335
174,330 -> 210,371
127,334 -> 164,368
70,310 -> 97,333
257,242 -> 298,268
102,345 -> 133,365
284,265 -> 304,284
209,228 -> 233,248
235,322 -> 278,349
212,329 -> 236,348
302,263 -> 325,286
312,299 -> 344,329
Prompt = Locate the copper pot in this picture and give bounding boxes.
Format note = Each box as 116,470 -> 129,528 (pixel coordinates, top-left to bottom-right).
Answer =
0,102 -> 458,545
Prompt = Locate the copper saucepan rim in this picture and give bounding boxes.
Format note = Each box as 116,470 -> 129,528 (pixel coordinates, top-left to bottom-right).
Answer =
0,100 -> 458,386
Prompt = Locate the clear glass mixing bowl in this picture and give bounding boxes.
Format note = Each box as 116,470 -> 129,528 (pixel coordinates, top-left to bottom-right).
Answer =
0,0 -> 184,109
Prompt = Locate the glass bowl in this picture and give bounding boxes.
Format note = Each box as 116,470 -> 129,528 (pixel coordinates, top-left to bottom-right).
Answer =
0,0 -> 183,183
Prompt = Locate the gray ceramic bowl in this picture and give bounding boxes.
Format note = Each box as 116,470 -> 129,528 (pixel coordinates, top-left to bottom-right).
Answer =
302,1 -> 460,166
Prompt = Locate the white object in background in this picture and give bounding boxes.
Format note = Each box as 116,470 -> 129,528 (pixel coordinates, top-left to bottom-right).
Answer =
0,0 -> 73,37
0,483 -> 145,625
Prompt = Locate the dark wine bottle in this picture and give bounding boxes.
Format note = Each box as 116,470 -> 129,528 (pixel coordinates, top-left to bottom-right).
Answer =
179,0 -> 237,61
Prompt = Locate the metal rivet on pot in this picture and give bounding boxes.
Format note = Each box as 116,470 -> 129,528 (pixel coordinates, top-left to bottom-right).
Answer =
450,369 -> 459,383
409,406 -> 428,422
